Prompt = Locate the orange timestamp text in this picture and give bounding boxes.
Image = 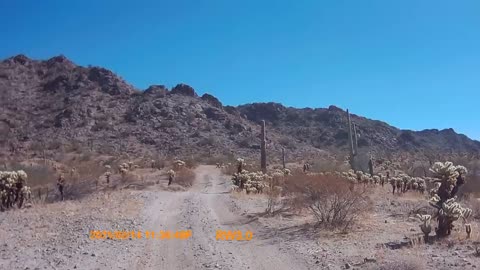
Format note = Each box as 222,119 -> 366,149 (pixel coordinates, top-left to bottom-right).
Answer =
89,230 -> 192,240
215,230 -> 253,241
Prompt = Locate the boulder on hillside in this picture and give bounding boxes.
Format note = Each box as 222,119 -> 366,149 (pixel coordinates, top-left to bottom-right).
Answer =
171,83 -> 197,97
201,93 -> 222,108
144,85 -> 168,97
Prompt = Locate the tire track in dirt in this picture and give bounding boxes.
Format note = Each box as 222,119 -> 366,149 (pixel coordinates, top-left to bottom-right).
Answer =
130,165 -> 309,270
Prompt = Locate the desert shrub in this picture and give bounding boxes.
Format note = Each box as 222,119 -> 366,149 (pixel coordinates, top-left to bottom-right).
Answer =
222,163 -> 238,175
197,136 -> 216,147
175,169 -> 195,187
62,177 -> 95,200
237,137 -> 251,148
120,172 -> 139,184
70,161 -> 107,182
46,140 -> 62,150
31,185 -> 53,204
91,120 -> 111,131
60,161 -> 108,199
65,141 -> 84,153
265,170 -> 288,214
286,173 -> 370,231
309,159 -> 349,173
160,120 -> 176,128
278,136 -> 296,150
243,162 -> 261,172
78,152 -> 92,162
183,157 -> 199,169
9,163 -> 53,187
155,159 -> 167,169
97,144 -> 116,155
462,194 -> 480,220
29,141 -> 46,153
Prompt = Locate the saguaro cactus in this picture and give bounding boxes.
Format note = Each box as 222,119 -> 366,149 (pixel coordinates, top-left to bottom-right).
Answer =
353,123 -> 359,154
282,148 -> 286,169
368,156 -> 374,176
347,110 -> 357,170
261,120 -> 267,173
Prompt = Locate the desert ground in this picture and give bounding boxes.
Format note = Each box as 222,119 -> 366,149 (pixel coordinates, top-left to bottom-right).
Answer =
1,164 -> 479,270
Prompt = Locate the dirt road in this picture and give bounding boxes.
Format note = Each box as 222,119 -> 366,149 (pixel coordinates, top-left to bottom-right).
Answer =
129,165 -> 308,270
2,166 -> 480,270
0,165 -> 309,270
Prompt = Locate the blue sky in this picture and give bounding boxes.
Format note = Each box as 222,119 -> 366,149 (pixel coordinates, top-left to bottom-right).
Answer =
1,0 -> 479,140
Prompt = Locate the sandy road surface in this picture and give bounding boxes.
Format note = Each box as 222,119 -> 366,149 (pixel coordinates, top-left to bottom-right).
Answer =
0,165 -> 308,270
130,165 -> 308,270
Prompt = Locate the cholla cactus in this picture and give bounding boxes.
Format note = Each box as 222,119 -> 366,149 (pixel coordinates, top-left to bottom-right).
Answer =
236,158 -> 245,173
416,214 -> 432,240
167,169 -> 176,177
465,223 -> 472,238
21,186 -> 31,200
343,170 -> 357,183
230,185 -> 241,192
373,175 -> 380,185
389,177 -> 399,194
173,160 -> 186,170
151,160 -> 156,168
167,169 -> 176,186
230,169 -> 274,195
400,174 -> 411,193
119,163 -> 129,175
424,161 -> 472,237
246,186 -> 258,195
380,173 -> 387,187
0,170 -> 31,210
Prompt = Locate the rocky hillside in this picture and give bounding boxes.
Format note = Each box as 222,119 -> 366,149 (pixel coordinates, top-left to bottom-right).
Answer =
0,55 -> 318,162
0,54 -> 479,163
237,103 -> 480,158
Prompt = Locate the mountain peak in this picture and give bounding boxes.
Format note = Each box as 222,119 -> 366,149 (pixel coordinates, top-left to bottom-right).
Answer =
4,54 -> 31,65
46,55 -> 74,66
171,83 -> 197,97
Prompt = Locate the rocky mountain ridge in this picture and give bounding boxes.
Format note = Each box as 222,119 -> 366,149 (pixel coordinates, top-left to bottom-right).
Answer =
0,54 -> 478,163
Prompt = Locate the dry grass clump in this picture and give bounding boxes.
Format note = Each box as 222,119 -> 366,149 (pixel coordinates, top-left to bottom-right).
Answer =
462,194 -> 480,220
284,173 -> 371,232
222,164 -> 237,175
308,158 -> 349,173
183,158 -> 198,169
9,162 -> 56,187
175,168 -> 195,187
62,161 -> 109,199
120,172 -> 140,184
